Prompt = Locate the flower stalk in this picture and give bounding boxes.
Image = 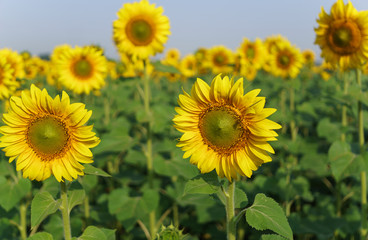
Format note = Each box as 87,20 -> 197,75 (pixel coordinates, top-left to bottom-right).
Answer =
60,181 -> 72,240
225,181 -> 236,240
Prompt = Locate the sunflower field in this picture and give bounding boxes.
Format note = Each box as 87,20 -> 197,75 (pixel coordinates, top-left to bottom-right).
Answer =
1,0 -> 368,239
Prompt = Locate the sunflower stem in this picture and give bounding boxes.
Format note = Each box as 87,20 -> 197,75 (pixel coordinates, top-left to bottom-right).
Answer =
341,71 -> 349,142
143,59 -> 156,238
19,203 -> 27,240
356,68 -> 367,240
60,181 -> 72,240
225,180 -> 236,240
289,85 -> 297,141
280,88 -> 287,134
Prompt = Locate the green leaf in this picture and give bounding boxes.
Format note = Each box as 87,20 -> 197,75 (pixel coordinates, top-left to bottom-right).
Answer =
31,191 -> 62,228
184,171 -> 220,195
140,189 -> 159,213
83,164 -> 111,177
246,193 -> 293,240
68,181 -> 85,214
78,226 -> 116,240
27,232 -> 54,240
0,177 -> 31,211
261,234 -> 287,240
328,141 -> 356,181
234,188 -> 248,209
317,118 -> 341,143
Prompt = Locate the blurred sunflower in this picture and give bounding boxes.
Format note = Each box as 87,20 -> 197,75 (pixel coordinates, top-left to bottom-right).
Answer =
315,0 -> 368,69
269,42 -> 303,79
0,85 -> 100,182
302,49 -> 315,68
56,46 -> 107,95
0,59 -> 18,100
180,54 -> 197,78
0,49 -> 25,80
206,46 -> 234,74
173,75 -> 281,180
163,48 -> 181,67
113,0 -> 171,59
238,38 -> 266,69
240,64 -> 258,81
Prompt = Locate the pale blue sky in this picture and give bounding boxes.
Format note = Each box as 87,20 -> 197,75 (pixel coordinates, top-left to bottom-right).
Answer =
0,0 -> 367,61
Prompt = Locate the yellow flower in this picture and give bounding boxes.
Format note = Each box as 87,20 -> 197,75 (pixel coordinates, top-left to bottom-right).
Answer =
205,46 -> 234,74
173,75 -> 281,181
56,46 -> 107,95
113,0 -> 171,59
315,0 -> 368,69
0,49 -> 25,80
269,41 -> 304,79
163,48 -> 181,67
238,38 -> 266,69
0,85 -> 100,182
302,49 -> 315,68
180,54 -> 197,78
240,64 -> 258,81
0,59 -> 18,100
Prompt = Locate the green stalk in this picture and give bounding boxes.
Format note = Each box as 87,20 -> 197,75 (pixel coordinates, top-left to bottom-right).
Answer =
225,181 -> 236,240
357,69 -> 367,239
19,203 -> 27,240
84,196 -> 90,228
143,59 -> 156,238
289,86 -> 296,141
341,71 -> 349,142
60,182 -> 72,240
280,89 -> 287,134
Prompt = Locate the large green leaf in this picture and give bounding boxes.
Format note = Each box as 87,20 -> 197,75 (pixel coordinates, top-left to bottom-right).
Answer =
31,191 -> 62,228
184,171 -> 220,195
68,181 -> 85,214
328,141 -> 357,181
246,193 -> 293,240
78,226 -> 116,240
83,164 -> 111,177
0,177 -> 31,211
27,232 -> 54,240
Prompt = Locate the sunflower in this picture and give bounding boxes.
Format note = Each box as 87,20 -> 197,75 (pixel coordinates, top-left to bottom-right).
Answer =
238,38 -> 266,69
269,41 -> 304,79
163,48 -> 181,67
0,85 -> 100,182
315,0 -> 368,69
173,75 -> 281,181
205,46 -> 234,74
180,54 -> 197,78
0,59 -> 18,100
240,64 -> 258,81
113,0 -> 171,60
302,49 -> 315,67
56,46 -> 107,95
0,49 -> 25,80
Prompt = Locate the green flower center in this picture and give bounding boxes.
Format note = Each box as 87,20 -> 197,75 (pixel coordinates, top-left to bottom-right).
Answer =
28,116 -> 69,157
73,59 -> 92,78
279,54 -> 290,67
333,28 -> 351,47
126,19 -> 154,46
327,19 -> 362,55
214,53 -> 227,66
246,47 -> 255,59
200,109 -> 244,149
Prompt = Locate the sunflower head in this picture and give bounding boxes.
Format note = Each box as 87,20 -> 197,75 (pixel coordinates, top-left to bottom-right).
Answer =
269,41 -> 304,79
113,0 -> 171,59
0,85 -> 100,182
205,46 -> 234,74
238,38 -> 266,69
56,46 -> 107,95
314,0 -> 368,69
180,54 -> 197,78
173,75 -> 281,181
